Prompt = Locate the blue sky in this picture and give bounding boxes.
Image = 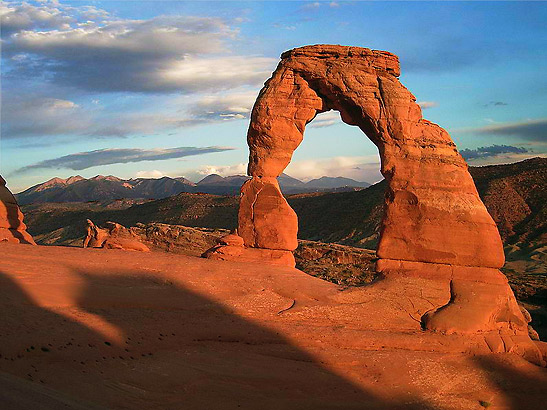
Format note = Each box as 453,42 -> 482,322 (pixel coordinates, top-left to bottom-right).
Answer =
1,0 -> 546,192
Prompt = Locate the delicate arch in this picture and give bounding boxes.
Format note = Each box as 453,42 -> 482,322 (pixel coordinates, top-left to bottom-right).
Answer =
239,45 -> 504,269
205,45 -> 539,345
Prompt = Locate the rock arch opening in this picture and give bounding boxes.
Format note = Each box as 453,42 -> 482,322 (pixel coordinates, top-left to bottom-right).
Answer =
284,109 -> 383,249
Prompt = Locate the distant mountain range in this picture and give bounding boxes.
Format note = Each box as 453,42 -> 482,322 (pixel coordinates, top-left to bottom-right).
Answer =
15,173 -> 371,204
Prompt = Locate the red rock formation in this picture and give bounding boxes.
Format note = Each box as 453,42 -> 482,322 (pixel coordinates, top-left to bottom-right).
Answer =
84,219 -> 149,252
203,229 -> 295,266
240,45 -> 503,267
205,45 -> 538,349
0,175 -> 35,244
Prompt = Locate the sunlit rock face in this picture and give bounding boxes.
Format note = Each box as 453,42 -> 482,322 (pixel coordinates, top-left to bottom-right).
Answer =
0,175 -> 35,245
204,45 -> 543,347
241,45 -> 503,267
84,219 -> 150,252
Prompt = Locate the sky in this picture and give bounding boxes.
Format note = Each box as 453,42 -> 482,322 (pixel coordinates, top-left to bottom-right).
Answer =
1,0 -> 546,193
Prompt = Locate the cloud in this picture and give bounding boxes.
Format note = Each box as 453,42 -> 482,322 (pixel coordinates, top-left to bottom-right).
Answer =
308,111 -> 342,128
14,146 -> 236,173
459,144 -> 528,161
181,162 -> 248,182
2,2 -> 276,93
180,155 -> 385,184
285,155 -> 382,183
0,2 -> 275,141
0,1 -> 72,35
1,90 -> 257,140
272,23 -> 297,31
0,92 -> 158,139
187,90 -> 257,121
0,94 -> 91,138
417,101 -> 438,109
456,119 -> 547,142
198,163 -> 248,177
302,2 -> 321,10
484,101 -> 508,107
135,170 -> 166,178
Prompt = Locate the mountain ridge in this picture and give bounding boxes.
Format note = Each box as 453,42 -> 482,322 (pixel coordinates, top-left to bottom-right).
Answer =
16,173 -> 371,204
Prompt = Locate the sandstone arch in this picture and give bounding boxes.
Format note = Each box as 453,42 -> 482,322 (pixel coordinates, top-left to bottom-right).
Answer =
206,45 -> 541,347
241,45 -> 504,268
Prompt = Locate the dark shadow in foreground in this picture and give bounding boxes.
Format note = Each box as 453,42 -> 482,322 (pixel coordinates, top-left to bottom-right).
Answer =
0,267 -> 440,409
473,355 -> 547,410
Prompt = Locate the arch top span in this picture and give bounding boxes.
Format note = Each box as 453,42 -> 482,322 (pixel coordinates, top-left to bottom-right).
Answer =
280,44 -> 401,77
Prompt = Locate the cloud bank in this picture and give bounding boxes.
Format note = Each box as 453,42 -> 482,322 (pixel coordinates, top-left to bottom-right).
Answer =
460,144 -> 528,161
15,146 -> 235,173
1,1 -> 274,140
2,2 -> 275,93
464,119 -> 547,143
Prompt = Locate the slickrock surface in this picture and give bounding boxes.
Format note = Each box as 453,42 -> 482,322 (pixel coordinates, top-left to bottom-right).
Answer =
207,45 -> 531,338
0,176 -> 35,245
1,243 -> 547,410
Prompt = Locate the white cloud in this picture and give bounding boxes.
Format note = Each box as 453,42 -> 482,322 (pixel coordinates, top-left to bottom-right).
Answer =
156,56 -> 274,93
15,146 -> 235,173
453,118 -> 547,143
177,154 -> 385,184
1,94 -> 91,138
2,89 -> 260,140
417,101 -> 438,109
180,155 -> 384,184
1,2 -> 276,141
465,152 -> 546,166
304,2 -> 321,9
272,23 -> 297,31
136,170 -> 166,178
0,1 -> 73,34
195,163 -> 248,177
285,155 -> 382,183
3,4 -> 276,93
180,162 -> 248,182
308,110 -> 342,128
188,90 -> 257,121
46,98 -> 79,109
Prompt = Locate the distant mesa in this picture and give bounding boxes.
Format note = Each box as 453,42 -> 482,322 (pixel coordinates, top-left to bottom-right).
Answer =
0,175 -> 36,244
